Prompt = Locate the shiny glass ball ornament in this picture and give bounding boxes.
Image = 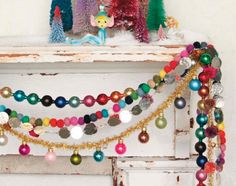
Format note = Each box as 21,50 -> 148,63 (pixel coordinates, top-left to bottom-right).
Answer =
68,96 -> 80,108
198,72 -> 209,83
189,78 -> 201,91
96,94 -> 109,105
198,86 -> 209,98
13,90 -> 26,102
196,113 -> 208,126
27,93 -> 39,105
139,83 -> 150,94
180,57 -> 192,68
214,96 -> 224,108
41,95 -> 54,107
115,140 -> 126,155
54,96 -> 67,108
196,169 -> 207,182
212,82 -> 224,95
155,114 -> 167,129
1,87 -> 12,98
195,128 -> 205,141
200,53 -> 212,65
119,110 -> 132,123
45,149 -> 57,163
174,97 -> 186,109
0,112 -> 9,124
195,142 -> 206,154
196,155 -> 208,168
70,126 -> 83,140
211,57 -> 222,68
70,151 -> 82,165
110,91 -> 123,103
164,74 -> 175,84
19,143 -> 30,156
83,95 -> 95,107
93,150 -> 104,162
124,88 -> 135,96
138,128 -> 149,143
0,131 -> 8,146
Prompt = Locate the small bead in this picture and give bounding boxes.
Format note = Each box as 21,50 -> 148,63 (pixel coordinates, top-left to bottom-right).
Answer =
125,96 -> 133,105
113,104 -> 121,112
43,118 -> 50,127
54,96 -> 67,108
21,116 -> 30,123
136,88 -> 145,97
169,61 -> 178,69
147,79 -> 156,89
95,111 -> 103,119
57,119 -> 64,128
78,117 -> 85,125
118,100 -> 126,109
84,115 -> 91,124
193,41 -> 201,49
50,118 -> 57,127
70,117 -> 78,126
0,105 -> 6,112
139,83 -> 151,94
186,44 -> 194,53
5,108 -> 11,116
159,70 -> 166,79
17,113 -> 23,120
153,75 -> 161,84
90,113 -> 97,122
164,65 -> 172,73
131,92 -> 139,100
64,117 -> 71,126
102,109 -> 109,118
35,118 -> 43,126
180,50 -> 189,57
10,111 -> 17,118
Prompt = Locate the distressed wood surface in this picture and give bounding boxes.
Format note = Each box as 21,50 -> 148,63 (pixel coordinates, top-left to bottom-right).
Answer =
0,155 -> 112,175
0,45 -> 184,63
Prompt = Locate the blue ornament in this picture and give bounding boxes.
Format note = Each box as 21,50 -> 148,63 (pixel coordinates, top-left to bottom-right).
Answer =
101,109 -> 109,118
0,105 -> 6,112
13,90 -> 26,102
54,96 -> 67,108
93,150 -> 104,162
118,100 -> 126,109
196,113 -> 208,126
189,79 -> 201,91
196,155 -> 208,168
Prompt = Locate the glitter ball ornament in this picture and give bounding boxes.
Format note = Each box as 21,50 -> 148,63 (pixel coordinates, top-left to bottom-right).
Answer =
155,114 -> 167,129
45,149 -> 57,163
115,140 -> 126,155
212,83 -> 224,95
19,143 -> 30,156
0,112 -> 9,125
214,96 -> 224,108
70,151 -> 82,165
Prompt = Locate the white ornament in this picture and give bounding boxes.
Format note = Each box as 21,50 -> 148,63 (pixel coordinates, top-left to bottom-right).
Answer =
71,126 -> 83,140
0,112 -> 9,125
119,110 -> 132,123
214,96 -> 224,108
180,57 -> 193,68
212,83 -> 224,95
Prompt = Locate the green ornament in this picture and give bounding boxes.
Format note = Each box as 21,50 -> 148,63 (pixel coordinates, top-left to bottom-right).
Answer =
27,93 -> 39,105
131,92 -> 139,100
155,115 -> 167,129
69,96 -> 80,108
153,75 -> 161,84
21,116 -> 30,123
35,118 -> 43,126
195,127 -> 205,141
70,151 -> 82,165
139,83 -> 151,94
200,53 -> 212,65
10,111 -> 17,118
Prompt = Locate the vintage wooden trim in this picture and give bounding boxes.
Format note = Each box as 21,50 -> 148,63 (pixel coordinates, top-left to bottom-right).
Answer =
0,45 -> 184,63
0,155 -> 112,175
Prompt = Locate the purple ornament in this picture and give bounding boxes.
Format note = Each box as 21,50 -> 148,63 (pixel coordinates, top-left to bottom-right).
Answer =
78,117 -> 84,125
19,144 -> 30,156
186,44 -> 194,53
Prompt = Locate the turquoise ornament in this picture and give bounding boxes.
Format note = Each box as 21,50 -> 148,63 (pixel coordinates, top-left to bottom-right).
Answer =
93,150 -> 104,162
200,53 -> 212,65
196,113 -> 208,127
189,79 -> 201,91
118,100 -> 126,109
13,90 -> 26,102
0,105 -> 6,112
102,109 -> 109,118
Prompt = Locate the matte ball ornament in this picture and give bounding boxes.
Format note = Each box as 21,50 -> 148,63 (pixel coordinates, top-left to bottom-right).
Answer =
198,72 -> 209,83
195,142 -> 206,154
196,169 -> 207,182
19,143 -> 30,156
195,128 -> 206,141
138,128 -> 149,143
196,113 -> 208,126
41,95 -> 54,107
96,94 -> 109,105
139,83 -> 151,94
70,151 -> 82,165
45,149 -> 57,163
27,93 -> 39,105
83,95 -> 96,107
68,96 -> 80,108
0,130 -> 8,146
13,90 -> 26,102
196,155 -> 208,168
0,112 -> 9,125
119,110 -> 132,123
174,97 -> 186,109
155,114 -> 167,129
54,96 -> 67,108
125,96 -> 133,105
115,140 -> 126,155
189,78 -> 201,91
1,87 -> 12,98
124,88 -> 135,96
93,150 -> 104,162
198,86 -> 209,98
110,91 -> 123,103
200,53 -> 212,65
70,126 -> 83,140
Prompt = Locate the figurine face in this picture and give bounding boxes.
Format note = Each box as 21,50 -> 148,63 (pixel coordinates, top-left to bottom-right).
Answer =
90,15 -> 114,29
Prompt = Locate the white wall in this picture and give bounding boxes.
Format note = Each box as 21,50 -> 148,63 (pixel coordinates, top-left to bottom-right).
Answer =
0,0 -> 235,185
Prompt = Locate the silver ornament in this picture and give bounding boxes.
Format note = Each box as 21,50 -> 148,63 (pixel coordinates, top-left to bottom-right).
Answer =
212,83 -> 224,95
180,57 -> 192,68
139,95 -> 153,110
211,57 -> 222,69
164,74 -> 175,84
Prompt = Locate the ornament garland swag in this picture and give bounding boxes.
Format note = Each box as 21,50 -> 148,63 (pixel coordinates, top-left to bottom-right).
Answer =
0,42 -> 225,186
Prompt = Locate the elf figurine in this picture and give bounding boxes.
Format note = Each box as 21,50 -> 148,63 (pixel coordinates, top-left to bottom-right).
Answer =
66,5 -> 114,46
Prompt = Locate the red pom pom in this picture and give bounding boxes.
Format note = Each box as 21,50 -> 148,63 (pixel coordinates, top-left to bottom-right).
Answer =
164,65 -> 172,73
220,136 -> 226,144
54,6 -> 61,17
96,111 -> 103,119
204,162 -> 216,174
57,119 -> 64,128
218,130 -> 225,138
50,118 -> 57,127
169,61 -> 178,69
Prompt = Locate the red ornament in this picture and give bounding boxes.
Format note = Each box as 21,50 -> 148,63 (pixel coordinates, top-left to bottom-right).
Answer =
164,65 -> 172,73
198,86 -> 209,98
110,91 -> 123,103
138,130 -> 149,143
96,111 -> 103,119
218,130 -> 225,138
203,67 -> 217,79
57,119 -> 64,128
198,72 -> 209,83
97,94 -> 109,105
204,162 -> 216,174
197,183 -> 206,186
169,61 -> 178,69
50,118 -> 57,127
29,130 -> 39,138
220,136 -> 226,144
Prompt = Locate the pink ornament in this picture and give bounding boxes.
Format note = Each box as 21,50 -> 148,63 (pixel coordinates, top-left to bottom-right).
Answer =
78,117 -> 84,125
19,144 -> 30,156
113,104 -> 121,112
180,50 -> 189,57
196,169 -> 207,182
64,117 -> 71,126
83,95 -> 96,107
115,142 -> 126,155
220,144 -> 226,152
70,117 -> 78,126
174,55 -> 181,62
45,151 -> 57,163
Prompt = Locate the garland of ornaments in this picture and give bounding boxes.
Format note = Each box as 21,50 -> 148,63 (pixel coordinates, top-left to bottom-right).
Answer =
0,42 -> 225,186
